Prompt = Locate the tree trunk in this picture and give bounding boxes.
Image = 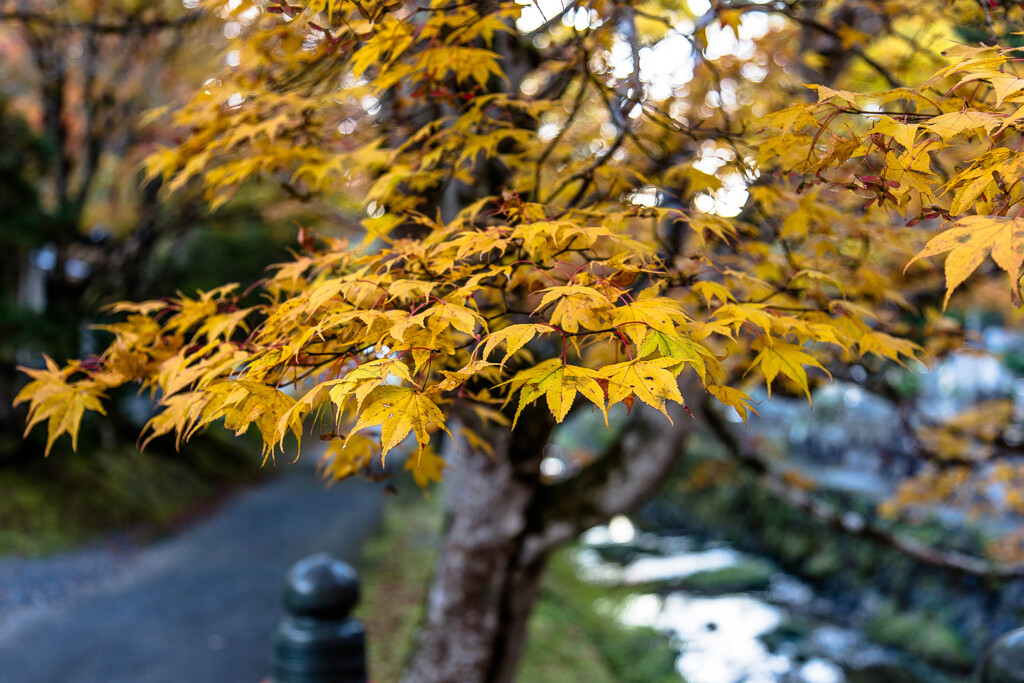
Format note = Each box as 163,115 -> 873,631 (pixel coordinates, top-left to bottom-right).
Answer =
402,379 -> 702,682
402,406 -> 553,683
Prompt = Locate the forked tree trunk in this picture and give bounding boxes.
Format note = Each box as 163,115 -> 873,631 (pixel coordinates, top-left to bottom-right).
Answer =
401,407 -> 553,683
402,381 -> 702,683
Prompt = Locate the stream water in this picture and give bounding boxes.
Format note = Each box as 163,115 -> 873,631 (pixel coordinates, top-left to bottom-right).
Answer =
574,517 -> 939,683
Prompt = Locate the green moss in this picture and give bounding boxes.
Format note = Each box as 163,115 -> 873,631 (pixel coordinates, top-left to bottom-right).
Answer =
866,604 -> 974,669
516,596 -> 619,683
803,546 -> 844,579
675,558 -> 775,594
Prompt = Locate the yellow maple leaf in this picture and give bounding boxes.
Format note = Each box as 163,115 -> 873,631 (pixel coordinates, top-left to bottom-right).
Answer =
881,150 -> 934,201
502,359 -> 607,427
712,302 -> 774,337
868,116 -> 918,151
481,324 -> 554,367
857,331 -> 924,367
599,358 -> 686,422
14,357 -> 108,456
944,148 -> 1012,217
923,110 -> 1001,141
906,216 -> 1024,307
203,381 -> 302,461
410,299 -> 483,337
350,386 -> 451,461
749,342 -> 830,403
925,51 -> 1008,86
283,358 -> 414,427
691,281 -> 736,307
610,297 -> 690,346
405,444 -> 447,490
708,385 -> 758,424
533,284 -> 613,334
636,330 -> 716,384
141,392 -> 207,451
319,435 -> 377,482
807,83 -> 861,108
428,360 -> 498,394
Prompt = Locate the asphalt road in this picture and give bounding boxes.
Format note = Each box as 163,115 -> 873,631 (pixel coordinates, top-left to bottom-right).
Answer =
0,467 -> 384,683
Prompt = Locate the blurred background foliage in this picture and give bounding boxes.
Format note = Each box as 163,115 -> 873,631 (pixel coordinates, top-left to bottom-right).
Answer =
0,3 -> 324,551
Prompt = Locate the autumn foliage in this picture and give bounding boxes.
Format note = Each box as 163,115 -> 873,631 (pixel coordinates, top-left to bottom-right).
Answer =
16,0 -> 1024,485
9,1 -> 1024,505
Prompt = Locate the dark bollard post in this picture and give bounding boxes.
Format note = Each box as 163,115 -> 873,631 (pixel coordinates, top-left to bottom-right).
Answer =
270,553 -> 368,683
979,627 -> 1024,682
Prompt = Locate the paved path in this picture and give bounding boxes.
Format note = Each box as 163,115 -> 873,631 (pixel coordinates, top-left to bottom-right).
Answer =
0,467 -> 385,683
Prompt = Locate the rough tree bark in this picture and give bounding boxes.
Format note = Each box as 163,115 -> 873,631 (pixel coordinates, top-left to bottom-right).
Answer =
401,404 -> 551,683
402,379 -> 702,683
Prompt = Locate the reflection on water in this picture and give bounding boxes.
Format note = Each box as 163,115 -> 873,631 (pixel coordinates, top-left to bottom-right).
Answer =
621,549 -> 739,585
578,516 -> 742,586
620,592 -> 791,682
576,522 -> 914,683
799,659 -> 844,683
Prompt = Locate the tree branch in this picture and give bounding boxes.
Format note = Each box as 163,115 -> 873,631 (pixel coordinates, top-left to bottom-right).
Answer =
728,3 -> 905,88
523,376 -> 703,564
702,398 -> 1024,580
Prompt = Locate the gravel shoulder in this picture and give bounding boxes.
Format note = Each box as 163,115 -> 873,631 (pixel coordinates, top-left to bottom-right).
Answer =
0,465 -> 384,683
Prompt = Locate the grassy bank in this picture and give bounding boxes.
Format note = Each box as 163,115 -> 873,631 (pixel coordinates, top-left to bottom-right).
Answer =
356,488 -> 678,682
0,429 -> 267,556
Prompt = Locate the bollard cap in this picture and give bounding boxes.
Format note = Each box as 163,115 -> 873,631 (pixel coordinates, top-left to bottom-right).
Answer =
282,553 -> 360,619
980,627 -> 1024,682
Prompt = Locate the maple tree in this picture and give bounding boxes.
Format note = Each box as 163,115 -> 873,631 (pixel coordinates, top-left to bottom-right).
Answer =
17,0 -> 1024,679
